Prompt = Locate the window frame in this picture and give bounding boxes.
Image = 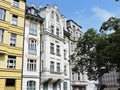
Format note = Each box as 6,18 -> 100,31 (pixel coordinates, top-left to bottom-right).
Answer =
29,22 -> 37,35
0,8 -> 5,20
28,38 -> 37,55
50,61 -> 54,72
50,43 -> 54,54
10,33 -> 16,46
13,0 -> 19,8
0,29 -> 4,43
57,63 -> 60,72
56,45 -> 60,55
7,56 -> 16,69
27,59 -> 37,71
27,80 -> 36,90
12,15 -> 18,26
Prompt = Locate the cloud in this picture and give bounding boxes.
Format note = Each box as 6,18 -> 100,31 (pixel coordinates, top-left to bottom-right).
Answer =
92,7 -> 115,21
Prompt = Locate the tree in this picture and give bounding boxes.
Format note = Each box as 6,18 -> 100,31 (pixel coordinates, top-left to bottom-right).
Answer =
71,17 -> 120,80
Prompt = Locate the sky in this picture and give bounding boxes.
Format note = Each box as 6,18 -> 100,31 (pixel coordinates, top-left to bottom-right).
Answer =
27,0 -> 120,32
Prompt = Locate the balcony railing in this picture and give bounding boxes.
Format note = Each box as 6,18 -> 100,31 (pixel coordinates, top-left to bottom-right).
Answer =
29,29 -> 37,36
28,49 -> 37,55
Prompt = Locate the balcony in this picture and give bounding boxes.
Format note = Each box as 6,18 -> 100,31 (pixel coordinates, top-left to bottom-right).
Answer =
72,81 -> 88,86
29,30 -> 37,36
28,49 -> 37,55
41,67 -> 64,83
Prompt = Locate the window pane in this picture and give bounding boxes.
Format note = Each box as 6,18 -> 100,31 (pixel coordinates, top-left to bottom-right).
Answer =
13,0 -> 19,8
29,22 -> 37,35
27,59 -> 36,71
0,8 -> 5,20
10,33 -> 16,46
7,56 -> 16,68
0,29 -> 3,42
6,79 -> 15,86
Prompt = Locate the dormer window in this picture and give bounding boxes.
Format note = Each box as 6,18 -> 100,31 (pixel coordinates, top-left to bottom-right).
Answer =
56,14 -> 59,22
51,11 -> 54,19
31,9 -> 35,15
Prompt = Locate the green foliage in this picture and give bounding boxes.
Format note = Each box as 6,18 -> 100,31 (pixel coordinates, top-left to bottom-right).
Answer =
71,17 -> 120,80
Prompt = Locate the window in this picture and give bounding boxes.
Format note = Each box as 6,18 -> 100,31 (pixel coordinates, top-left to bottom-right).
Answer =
28,39 -> 37,55
31,9 -> 35,15
63,82 -> 67,90
7,56 -> 16,68
51,25 -> 54,35
10,33 -> 16,46
0,29 -> 3,43
50,61 -> 54,72
72,72 -> 74,80
57,63 -> 60,72
56,28 -> 59,36
27,59 -> 36,71
0,8 -> 5,20
64,66 -> 67,76
56,14 -> 59,22
50,43 -> 54,54
51,11 -> 54,19
53,82 -> 57,90
78,73 -> 80,81
13,0 -> 19,8
27,81 -> 36,90
12,15 -> 18,25
71,43 -> 74,51
6,79 -> 15,86
56,45 -> 60,55
64,50 -> 66,59
29,22 -> 37,35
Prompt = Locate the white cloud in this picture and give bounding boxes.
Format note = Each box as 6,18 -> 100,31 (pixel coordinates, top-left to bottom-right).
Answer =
92,7 -> 115,21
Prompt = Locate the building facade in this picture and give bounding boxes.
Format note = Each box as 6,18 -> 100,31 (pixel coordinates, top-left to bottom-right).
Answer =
39,5 -> 71,90
100,70 -> 120,90
67,20 -> 88,90
0,0 -> 26,90
22,5 -> 43,90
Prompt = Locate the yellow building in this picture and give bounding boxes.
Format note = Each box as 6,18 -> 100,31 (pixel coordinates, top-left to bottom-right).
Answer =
0,0 -> 26,90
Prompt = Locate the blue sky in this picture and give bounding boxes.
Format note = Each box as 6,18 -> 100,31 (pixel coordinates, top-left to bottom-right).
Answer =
27,0 -> 120,32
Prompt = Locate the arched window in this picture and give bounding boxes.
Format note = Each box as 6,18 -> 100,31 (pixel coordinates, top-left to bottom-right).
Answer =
56,14 -> 59,22
27,80 -> 36,90
50,11 -> 54,19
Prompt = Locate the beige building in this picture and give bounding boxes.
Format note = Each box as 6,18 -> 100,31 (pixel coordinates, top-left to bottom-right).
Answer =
0,0 -> 26,90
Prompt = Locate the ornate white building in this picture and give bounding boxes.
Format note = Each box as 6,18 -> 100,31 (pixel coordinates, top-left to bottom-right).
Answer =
22,5 -> 43,90
39,4 -> 71,90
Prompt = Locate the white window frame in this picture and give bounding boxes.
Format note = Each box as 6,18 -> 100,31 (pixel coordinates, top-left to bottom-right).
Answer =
0,8 -> 5,20
64,66 -> 67,76
27,59 -> 36,71
50,43 -> 54,54
56,14 -> 59,22
57,63 -> 60,72
56,28 -> 59,36
12,15 -> 18,25
56,45 -> 60,55
50,61 -> 54,72
27,81 -> 36,90
29,22 -> 37,35
10,33 -> 16,46
28,38 -> 37,55
63,82 -> 67,90
51,25 -> 54,35
51,11 -> 54,19
7,56 -> 16,68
